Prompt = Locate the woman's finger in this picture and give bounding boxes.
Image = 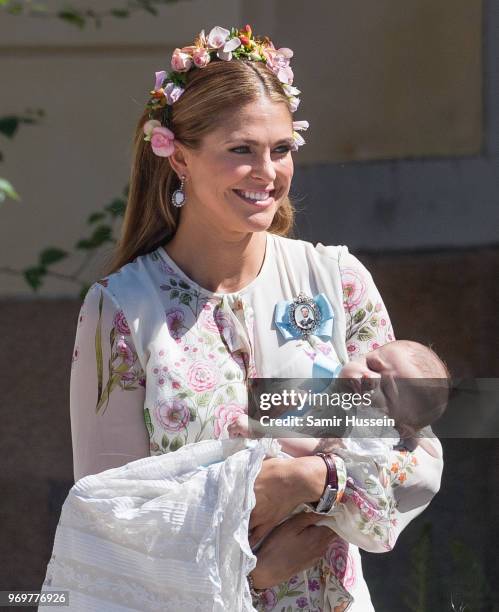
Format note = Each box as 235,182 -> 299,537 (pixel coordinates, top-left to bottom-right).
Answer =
249,512 -> 321,547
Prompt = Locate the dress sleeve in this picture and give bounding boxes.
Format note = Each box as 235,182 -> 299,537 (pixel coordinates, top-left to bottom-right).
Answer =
70,282 -> 149,481
309,248 -> 444,553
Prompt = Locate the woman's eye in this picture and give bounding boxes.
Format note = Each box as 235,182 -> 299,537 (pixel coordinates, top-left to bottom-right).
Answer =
230,146 -> 250,154
274,145 -> 291,154
229,145 -> 291,155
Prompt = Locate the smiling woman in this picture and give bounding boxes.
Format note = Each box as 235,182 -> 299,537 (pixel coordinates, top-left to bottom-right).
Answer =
168,98 -> 294,232
44,24 -> 444,612
108,53 -> 302,278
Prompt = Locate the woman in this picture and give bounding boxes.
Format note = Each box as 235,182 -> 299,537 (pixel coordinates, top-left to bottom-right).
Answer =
66,25 -> 443,611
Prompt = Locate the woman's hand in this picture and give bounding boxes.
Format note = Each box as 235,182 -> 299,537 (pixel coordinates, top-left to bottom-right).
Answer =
251,512 -> 337,589
249,455 -> 327,547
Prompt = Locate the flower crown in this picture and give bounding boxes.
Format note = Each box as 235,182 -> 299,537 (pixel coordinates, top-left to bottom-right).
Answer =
143,25 -> 309,157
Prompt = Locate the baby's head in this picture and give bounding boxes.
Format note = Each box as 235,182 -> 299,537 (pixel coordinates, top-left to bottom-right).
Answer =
339,340 -> 450,437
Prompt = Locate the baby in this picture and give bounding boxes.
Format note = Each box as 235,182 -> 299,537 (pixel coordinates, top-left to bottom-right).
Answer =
228,339 -> 450,458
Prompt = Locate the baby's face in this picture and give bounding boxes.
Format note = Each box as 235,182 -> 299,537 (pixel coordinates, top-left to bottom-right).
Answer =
339,341 -> 424,434
340,341 -> 421,381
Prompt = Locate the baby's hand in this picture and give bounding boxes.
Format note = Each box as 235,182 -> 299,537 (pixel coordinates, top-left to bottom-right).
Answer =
227,414 -> 252,439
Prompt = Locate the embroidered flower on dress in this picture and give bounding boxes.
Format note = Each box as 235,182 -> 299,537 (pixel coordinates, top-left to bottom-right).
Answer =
116,337 -> 134,366
259,588 -> 278,610
341,268 -> 367,311
186,361 -> 218,392
155,399 -> 190,433
113,310 -> 131,335
213,402 -> 246,438
325,539 -> 356,589
165,307 -> 185,339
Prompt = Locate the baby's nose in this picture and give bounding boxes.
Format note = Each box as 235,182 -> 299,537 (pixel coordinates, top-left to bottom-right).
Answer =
362,371 -> 381,379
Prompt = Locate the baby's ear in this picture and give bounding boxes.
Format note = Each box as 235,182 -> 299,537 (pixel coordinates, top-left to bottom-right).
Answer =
397,423 -> 416,440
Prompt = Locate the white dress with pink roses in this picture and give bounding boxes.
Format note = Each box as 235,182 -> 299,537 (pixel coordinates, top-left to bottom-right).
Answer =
61,232 -> 442,612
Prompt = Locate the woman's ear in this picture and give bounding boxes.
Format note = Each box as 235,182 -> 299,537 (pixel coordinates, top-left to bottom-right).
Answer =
168,143 -> 189,179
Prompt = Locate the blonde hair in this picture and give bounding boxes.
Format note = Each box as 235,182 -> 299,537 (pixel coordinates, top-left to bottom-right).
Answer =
105,59 -> 296,274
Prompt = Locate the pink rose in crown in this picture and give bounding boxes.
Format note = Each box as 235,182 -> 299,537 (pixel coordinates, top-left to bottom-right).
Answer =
113,310 -> 131,335
150,126 -> 175,157
325,538 -> 356,589
213,402 -> 246,438
171,48 -> 193,72
192,46 -> 211,68
187,360 -> 218,392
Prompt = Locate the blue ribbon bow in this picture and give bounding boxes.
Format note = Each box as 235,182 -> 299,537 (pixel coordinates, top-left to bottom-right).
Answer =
274,293 -> 341,380
275,292 -> 334,340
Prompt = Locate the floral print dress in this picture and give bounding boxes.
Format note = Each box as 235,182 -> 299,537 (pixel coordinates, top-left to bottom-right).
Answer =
70,232 -> 443,612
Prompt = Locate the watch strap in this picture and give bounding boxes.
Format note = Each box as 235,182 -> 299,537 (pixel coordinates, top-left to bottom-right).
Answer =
314,452 -> 339,513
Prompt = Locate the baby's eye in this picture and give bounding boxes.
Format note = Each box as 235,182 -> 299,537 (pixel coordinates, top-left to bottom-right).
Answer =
366,357 -> 380,372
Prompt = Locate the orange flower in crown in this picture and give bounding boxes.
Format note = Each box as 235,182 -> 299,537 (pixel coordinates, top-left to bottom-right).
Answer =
143,25 -> 309,157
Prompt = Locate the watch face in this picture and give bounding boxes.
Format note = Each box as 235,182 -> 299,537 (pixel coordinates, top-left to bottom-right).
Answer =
316,486 -> 337,513
289,293 -> 322,337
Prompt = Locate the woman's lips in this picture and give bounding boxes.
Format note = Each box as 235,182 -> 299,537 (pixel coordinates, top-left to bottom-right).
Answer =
233,189 -> 276,207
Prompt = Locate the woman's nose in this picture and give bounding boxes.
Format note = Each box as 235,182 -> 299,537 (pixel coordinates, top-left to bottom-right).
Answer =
251,153 -> 277,182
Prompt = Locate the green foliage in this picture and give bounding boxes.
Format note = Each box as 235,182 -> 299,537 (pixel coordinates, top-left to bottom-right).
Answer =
1,186 -> 128,293
0,110 -> 45,204
0,0 -> 190,290
39,247 -> 68,266
109,9 -> 130,18
0,0 -> 185,29
0,178 -> 20,203
23,265 -> 47,291
57,9 -> 86,29
448,540 -> 490,611
404,523 -> 432,612
0,110 -> 45,139
76,224 -> 113,250
105,198 -> 126,218
402,523 -> 491,611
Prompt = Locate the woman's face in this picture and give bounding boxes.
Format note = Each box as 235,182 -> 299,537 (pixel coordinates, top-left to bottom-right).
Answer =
174,97 -> 294,235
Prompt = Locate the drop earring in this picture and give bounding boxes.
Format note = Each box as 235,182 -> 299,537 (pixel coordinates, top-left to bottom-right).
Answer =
171,175 -> 186,208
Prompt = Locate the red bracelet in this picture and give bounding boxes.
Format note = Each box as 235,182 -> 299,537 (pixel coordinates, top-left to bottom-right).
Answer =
314,452 -> 338,513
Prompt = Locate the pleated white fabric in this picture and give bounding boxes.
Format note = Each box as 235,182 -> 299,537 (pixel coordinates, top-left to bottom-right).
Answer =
42,437 -> 281,612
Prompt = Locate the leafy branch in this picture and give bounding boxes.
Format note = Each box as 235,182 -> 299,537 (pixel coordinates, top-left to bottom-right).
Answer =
0,189 -> 127,299
0,0 -> 185,29
403,523 -> 491,611
0,108 -> 45,203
